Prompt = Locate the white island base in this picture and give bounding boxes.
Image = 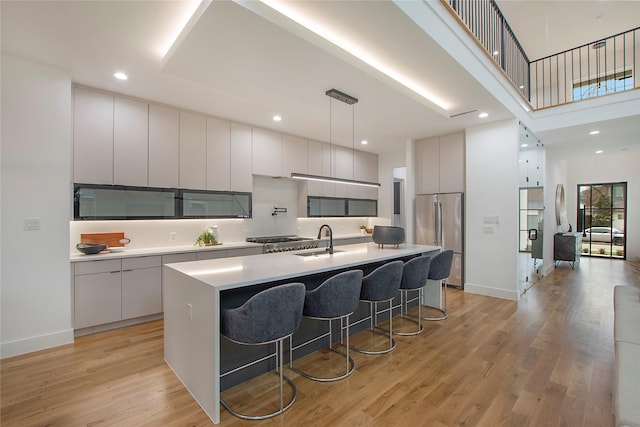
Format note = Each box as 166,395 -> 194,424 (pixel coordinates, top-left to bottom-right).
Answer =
163,243 -> 440,423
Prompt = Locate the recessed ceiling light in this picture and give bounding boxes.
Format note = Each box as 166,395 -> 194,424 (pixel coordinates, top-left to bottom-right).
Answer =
519,85 -> 524,89
589,130 -> 600,135
114,72 -> 128,80
361,140 -> 368,145
478,112 -> 489,118
273,115 -> 282,122
493,51 -> 499,56
521,143 -> 528,148
595,150 -> 604,154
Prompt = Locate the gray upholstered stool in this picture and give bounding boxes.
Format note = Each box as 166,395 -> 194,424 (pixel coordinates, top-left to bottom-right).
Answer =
289,270 -> 363,381
395,255 -> 432,335
220,282 -> 305,420
351,260 -> 403,354
422,250 -> 454,321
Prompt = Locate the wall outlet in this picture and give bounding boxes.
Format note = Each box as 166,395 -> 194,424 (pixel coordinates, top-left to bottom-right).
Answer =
187,303 -> 193,322
170,232 -> 177,241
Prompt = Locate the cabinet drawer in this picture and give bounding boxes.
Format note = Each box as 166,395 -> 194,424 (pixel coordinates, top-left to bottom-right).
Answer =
74,259 -> 121,275
227,247 -> 264,257
122,255 -> 162,270
197,250 -> 227,260
163,252 -> 197,264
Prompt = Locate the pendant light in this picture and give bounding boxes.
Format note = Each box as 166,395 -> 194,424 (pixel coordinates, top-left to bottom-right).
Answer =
291,89 -> 381,188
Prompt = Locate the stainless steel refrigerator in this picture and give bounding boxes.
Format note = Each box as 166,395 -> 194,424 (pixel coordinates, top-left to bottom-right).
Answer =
416,193 -> 464,288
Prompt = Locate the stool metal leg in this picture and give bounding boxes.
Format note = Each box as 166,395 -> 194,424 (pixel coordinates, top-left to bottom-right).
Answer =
421,280 -> 448,321
290,315 -> 356,382
351,300 -> 396,355
393,288 -> 424,335
221,338 -> 297,420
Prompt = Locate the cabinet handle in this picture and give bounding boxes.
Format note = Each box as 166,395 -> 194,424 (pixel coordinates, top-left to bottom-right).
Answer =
122,269 -> 133,272
110,270 -> 120,274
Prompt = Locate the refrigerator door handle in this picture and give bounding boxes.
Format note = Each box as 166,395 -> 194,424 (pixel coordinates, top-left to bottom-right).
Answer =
438,201 -> 444,247
433,200 -> 439,245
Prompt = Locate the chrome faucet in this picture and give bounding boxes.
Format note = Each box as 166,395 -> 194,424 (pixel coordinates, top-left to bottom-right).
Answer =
318,224 -> 333,255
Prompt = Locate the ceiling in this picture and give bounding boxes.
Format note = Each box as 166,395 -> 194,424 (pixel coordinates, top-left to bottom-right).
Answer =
497,0 -> 640,60
1,1 -> 639,156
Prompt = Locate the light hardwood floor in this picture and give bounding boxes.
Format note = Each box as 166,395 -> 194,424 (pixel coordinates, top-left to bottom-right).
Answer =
2,257 -> 639,426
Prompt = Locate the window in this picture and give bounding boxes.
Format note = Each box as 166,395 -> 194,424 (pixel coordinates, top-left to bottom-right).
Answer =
74,184 -> 251,220
573,70 -> 633,101
578,182 -> 626,258
307,196 -> 377,217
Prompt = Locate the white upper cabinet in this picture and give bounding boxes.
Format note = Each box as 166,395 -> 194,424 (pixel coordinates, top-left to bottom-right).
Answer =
281,134 -> 307,177
114,97 -> 148,186
148,104 -> 180,188
333,145 -> 353,198
415,136 -> 440,194
73,87 -> 114,184
306,139 -> 334,197
179,112 -> 207,190
349,149 -> 379,199
438,132 -> 465,193
251,129 -> 307,178
251,128 -> 282,177
415,132 -> 464,194
206,117 -> 231,190
230,123 -> 253,192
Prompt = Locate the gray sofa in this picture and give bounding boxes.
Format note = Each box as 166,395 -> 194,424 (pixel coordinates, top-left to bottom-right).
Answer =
613,285 -> 640,427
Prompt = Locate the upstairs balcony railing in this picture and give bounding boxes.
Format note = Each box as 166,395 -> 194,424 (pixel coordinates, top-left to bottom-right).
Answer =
444,0 -> 530,100
530,27 -> 639,109
443,0 -> 639,110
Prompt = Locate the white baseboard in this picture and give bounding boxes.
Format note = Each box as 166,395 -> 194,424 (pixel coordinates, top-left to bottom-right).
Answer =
464,283 -> 519,301
1,329 -> 74,359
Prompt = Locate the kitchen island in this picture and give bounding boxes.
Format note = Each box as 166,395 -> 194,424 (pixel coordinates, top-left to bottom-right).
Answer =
163,242 -> 440,423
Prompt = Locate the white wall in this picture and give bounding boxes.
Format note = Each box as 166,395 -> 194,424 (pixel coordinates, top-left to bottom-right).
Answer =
546,146 -> 640,263
1,56 -> 74,357
464,119 -> 520,300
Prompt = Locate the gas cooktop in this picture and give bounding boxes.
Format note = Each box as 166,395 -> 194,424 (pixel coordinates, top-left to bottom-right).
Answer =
246,235 -> 311,244
246,235 -> 319,253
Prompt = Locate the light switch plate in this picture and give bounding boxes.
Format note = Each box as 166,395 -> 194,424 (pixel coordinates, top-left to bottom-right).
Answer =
24,217 -> 41,231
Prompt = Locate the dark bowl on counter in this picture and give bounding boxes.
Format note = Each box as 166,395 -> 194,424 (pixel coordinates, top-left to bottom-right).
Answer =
76,242 -> 107,255
372,226 -> 405,246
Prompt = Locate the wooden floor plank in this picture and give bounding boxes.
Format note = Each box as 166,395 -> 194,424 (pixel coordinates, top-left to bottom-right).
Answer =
2,258 -> 637,426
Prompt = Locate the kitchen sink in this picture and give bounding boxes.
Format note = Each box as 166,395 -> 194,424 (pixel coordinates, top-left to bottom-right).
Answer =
295,249 -> 344,257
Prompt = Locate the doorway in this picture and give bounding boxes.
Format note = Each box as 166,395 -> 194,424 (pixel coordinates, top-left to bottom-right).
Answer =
577,182 -> 627,259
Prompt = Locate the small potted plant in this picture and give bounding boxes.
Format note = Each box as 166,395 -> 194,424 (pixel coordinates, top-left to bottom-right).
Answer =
195,229 -> 217,247
360,224 -> 367,235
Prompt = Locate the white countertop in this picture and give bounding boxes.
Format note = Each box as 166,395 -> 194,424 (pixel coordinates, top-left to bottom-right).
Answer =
165,243 -> 440,291
70,233 -> 371,262
70,241 -> 262,262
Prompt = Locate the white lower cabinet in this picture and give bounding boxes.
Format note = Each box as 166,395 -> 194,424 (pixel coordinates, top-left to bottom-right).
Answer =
74,248 -> 264,332
122,256 -> 162,320
74,256 -> 162,329
74,259 -> 122,329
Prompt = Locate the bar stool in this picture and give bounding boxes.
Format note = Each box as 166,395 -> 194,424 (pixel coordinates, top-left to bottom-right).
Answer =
395,255 -> 432,335
220,282 -> 306,420
290,270 -> 363,381
422,250 -> 454,321
351,260 -> 403,354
